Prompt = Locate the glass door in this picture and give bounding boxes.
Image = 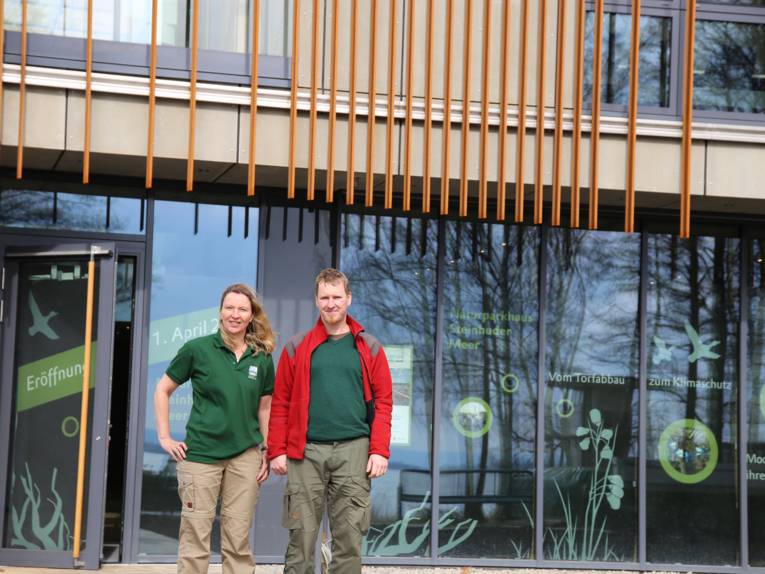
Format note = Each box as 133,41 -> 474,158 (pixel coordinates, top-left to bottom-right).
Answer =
0,243 -> 116,569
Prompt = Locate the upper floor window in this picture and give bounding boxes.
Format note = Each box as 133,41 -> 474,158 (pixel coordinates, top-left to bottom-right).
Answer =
4,0 -> 291,57
694,18 -> 765,114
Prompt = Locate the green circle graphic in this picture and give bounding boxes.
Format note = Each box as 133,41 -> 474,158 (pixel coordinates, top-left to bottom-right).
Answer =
501,373 -> 520,394
658,418 -> 718,484
556,398 -> 575,418
61,416 -> 80,438
452,397 -> 493,438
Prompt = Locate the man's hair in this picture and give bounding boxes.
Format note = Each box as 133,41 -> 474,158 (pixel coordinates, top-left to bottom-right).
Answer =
315,268 -> 351,295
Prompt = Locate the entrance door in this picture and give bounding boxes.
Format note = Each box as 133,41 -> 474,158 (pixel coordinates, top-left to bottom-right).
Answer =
0,243 -> 116,569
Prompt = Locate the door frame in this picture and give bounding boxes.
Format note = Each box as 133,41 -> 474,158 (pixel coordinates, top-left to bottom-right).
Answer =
0,240 -> 116,569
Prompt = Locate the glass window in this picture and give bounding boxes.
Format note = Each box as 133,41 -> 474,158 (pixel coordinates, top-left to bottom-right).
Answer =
4,0 -> 291,56
645,235 -> 739,565
340,214 -> 438,558
0,189 -> 145,235
439,222 -> 539,558
748,238 -> 765,566
584,12 -> 673,108
694,19 -> 765,114
138,200 -> 259,557
543,229 -> 641,562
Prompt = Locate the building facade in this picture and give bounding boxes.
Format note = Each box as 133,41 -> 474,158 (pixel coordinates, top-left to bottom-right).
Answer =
1,0 -> 765,572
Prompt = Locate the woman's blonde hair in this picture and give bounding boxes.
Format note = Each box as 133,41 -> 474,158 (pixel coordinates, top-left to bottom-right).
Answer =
219,283 -> 275,354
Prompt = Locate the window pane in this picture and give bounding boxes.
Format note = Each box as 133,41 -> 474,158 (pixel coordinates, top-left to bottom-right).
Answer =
543,229 -> 640,562
138,201 -> 259,557
3,0 -> 290,55
694,19 -> 765,114
646,235 -> 739,565
340,214 -> 437,558
0,189 -> 145,235
749,239 -> 765,566
439,222 -> 539,558
584,13 -> 672,108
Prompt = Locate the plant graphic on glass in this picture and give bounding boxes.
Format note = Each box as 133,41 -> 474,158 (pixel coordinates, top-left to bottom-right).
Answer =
9,463 -> 71,550
547,408 -> 624,561
362,493 -> 478,556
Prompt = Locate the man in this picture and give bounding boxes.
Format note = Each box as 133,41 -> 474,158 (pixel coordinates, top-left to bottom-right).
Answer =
268,268 -> 392,574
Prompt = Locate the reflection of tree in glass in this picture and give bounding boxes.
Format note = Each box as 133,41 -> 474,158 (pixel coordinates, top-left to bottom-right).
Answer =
442,222 -> 538,527
749,240 -> 765,439
694,20 -> 765,113
543,229 -> 640,561
648,236 -> 738,446
583,14 -> 672,107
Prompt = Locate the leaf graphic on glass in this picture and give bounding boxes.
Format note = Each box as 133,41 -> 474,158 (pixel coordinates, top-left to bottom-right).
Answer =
9,464 -> 71,550
547,408 -> 624,561
362,492 -> 478,557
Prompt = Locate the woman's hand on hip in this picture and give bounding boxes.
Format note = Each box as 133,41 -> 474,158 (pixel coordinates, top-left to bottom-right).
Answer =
159,436 -> 187,461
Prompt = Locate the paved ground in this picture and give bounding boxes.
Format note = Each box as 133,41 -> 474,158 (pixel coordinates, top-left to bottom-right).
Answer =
0,566 -> 686,574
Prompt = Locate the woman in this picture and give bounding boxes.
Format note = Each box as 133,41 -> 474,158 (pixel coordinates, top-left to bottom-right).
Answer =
154,283 -> 275,574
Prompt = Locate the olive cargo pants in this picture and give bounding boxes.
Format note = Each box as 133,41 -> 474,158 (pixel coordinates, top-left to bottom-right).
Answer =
282,437 -> 372,574
176,446 -> 262,574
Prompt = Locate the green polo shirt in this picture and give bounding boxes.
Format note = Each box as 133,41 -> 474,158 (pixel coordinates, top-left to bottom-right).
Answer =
166,331 -> 274,463
307,333 -> 369,442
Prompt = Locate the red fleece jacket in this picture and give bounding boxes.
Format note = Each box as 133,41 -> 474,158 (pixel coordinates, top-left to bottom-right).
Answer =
267,315 -> 393,460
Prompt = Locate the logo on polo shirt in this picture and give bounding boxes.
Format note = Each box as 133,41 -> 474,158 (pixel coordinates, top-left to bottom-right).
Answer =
248,365 -> 258,380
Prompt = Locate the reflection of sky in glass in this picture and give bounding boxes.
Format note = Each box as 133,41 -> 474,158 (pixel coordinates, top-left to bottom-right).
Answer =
143,201 -> 258,447
547,229 -> 640,378
0,189 -> 146,235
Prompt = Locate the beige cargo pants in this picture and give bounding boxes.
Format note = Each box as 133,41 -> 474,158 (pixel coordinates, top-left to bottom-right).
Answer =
282,437 -> 371,574
176,446 -> 263,574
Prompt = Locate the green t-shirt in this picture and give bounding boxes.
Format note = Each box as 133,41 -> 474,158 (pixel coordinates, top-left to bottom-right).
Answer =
307,333 -> 369,442
166,331 -> 274,463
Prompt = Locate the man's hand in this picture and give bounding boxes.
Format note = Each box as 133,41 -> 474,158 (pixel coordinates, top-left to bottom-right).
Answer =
270,454 -> 288,475
159,436 -> 187,462
256,453 -> 270,483
366,454 -> 388,478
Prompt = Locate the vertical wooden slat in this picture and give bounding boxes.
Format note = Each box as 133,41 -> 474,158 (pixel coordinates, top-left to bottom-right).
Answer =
680,0 -> 697,239
186,0 -> 199,192
16,0 -> 27,180
83,0 -> 93,184
145,0 -> 158,189
533,0 -> 547,225
326,0 -> 339,202
422,0 -> 435,213
514,0 -> 529,222
71,255 -> 96,561
307,0 -> 320,201
478,0 -> 491,220
440,0 -> 454,215
496,0 -> 511,222
347,0 -> 358,204
459,0 -> 472,218
625,0 -> 641,232
403,0 -> 416,212
588,0 -> 604,229
247,0 -> 261,197
570,0 -> 585,228
288,0 -> 301,199
384,0 -> 397,210
365,0 -> 379,207
551,0 -> 566,226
